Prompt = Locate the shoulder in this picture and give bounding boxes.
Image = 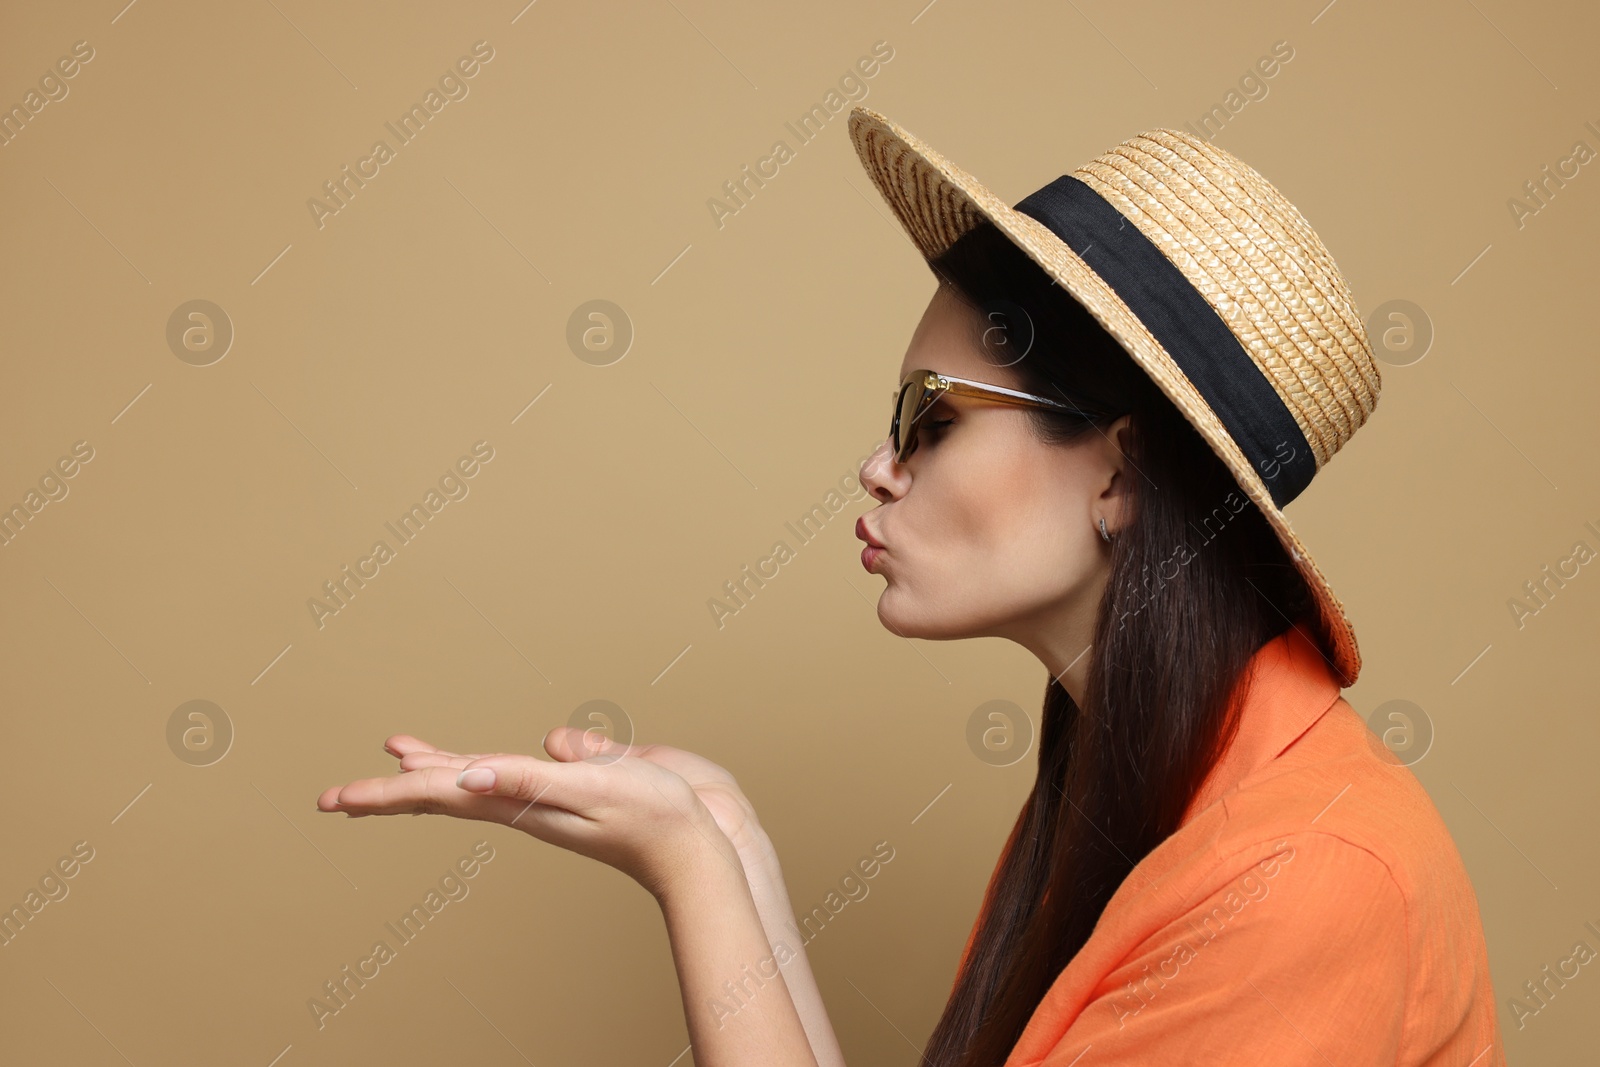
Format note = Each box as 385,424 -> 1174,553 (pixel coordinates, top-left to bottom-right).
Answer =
1063,827 -> 1413,1063
1171,825 -> 1409,966
1113,696 -> 1490,992
1038,701 -> 1503,1065
1184,699 -> 1500,1050
1211,698 -> 1480,917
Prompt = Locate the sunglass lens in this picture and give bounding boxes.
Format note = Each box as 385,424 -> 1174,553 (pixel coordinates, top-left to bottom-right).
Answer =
894,381 -> 923,460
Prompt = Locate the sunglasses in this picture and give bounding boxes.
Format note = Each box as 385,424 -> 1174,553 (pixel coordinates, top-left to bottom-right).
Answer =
888,369 -> 1076,462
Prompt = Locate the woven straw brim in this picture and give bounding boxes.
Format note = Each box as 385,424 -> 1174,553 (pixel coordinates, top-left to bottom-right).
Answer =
848,105 -> 1363,687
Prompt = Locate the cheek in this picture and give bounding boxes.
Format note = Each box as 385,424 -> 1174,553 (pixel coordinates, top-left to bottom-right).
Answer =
924,436 -> 1078,592
945,430 -> 1062,546
945,462 -> 1032,548
974,474 -> 1079,592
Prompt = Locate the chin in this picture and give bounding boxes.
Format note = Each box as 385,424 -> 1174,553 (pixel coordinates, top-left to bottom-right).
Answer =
874,590 -> 978,641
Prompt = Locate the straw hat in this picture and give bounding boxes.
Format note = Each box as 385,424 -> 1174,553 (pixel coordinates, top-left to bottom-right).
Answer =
848,105 -> 1380,687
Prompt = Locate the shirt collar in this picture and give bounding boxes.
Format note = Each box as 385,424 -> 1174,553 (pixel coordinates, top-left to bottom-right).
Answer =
1180,614 -> 1344,827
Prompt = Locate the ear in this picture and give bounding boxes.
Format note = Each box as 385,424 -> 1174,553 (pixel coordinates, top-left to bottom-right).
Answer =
1097,413 -> 1135,530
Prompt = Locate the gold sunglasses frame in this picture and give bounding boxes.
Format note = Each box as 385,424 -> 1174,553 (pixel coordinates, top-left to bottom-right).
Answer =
888,369 -> 1075,462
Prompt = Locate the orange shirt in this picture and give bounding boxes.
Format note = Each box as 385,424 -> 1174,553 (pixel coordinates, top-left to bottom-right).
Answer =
957,619 -> 1504,1066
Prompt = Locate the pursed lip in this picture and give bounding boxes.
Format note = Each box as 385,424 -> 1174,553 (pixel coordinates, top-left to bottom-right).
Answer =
855,515 -> 885,549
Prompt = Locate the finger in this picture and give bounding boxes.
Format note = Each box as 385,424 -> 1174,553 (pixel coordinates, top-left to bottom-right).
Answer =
542,730 -> 721,787
543,726 -> 640,764
347,759 -> 607,850
454,752 -> 606,813
451,755 -> 625,847
543,726 -> 592,762
384,734 -> 454,759
314,785 -> 374,815
328,765 -> 527,821
397,751 -> 473,773
384,735 -> 491,761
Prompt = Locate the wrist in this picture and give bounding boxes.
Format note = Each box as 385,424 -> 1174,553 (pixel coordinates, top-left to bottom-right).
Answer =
655,834 -> 751,913
649,801 -> 747,898
734,821 -> 778,871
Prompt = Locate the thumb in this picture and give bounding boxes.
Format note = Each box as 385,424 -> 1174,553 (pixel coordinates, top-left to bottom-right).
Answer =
543,725 -> 624,764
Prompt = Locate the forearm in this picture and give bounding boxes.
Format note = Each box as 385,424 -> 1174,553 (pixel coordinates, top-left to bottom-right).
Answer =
656,845 -> 821,1067
738,831 -> 848,1067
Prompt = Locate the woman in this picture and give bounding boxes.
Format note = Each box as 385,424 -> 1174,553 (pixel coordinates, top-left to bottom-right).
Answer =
318,108 -> 1504,1065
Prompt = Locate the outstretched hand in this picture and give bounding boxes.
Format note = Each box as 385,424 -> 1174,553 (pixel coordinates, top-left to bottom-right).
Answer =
316,729 -> 766,900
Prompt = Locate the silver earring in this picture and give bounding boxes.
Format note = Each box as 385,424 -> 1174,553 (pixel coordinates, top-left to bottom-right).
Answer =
1099,516 -> 1113,544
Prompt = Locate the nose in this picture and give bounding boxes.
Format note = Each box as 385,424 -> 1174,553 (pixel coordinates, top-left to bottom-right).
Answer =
859,437 -> 907,503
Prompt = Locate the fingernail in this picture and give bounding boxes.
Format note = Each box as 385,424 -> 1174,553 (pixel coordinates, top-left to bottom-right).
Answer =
457,768 -> 496,792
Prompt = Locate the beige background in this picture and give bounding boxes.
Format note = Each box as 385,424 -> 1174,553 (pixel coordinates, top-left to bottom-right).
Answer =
2,0 -> 1596,1063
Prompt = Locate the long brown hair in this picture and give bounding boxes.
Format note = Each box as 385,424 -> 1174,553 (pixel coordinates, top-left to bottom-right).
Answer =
920,220 -> 1317,1067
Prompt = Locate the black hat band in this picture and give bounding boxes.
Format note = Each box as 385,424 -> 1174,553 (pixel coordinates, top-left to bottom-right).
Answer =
1015,174 -> 1316,508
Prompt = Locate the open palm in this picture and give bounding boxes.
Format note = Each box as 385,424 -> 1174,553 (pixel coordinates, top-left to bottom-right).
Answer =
318,728 -> 768,881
